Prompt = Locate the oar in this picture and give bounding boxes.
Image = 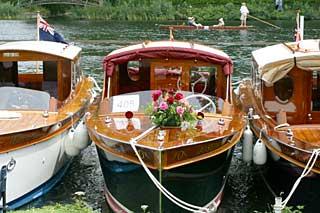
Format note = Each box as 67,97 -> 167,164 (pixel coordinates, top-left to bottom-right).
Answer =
248,14 -> 281,29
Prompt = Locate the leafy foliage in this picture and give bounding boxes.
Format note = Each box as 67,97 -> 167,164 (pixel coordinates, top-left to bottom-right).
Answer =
254,205 -> 304,213
1,0 -> 320,20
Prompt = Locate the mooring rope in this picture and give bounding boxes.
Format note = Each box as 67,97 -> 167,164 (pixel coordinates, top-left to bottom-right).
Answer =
129,127 -> 215,212
274,148 -> 320,211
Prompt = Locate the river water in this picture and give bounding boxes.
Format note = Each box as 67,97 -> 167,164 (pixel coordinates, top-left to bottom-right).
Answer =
1,18 -> 320,213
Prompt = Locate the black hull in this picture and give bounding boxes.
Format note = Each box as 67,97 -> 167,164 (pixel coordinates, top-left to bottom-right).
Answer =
264,160 -> 320,212
97,147 -> 234,213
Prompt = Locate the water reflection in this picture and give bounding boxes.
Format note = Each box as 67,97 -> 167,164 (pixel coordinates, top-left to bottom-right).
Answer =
0,19 -> 319,212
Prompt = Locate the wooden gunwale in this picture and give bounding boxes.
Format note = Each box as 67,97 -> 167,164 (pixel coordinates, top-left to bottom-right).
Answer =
0,78 -> 93,154
251,126 -> 320,174
164,128 -> 243,169
90,126 -> 243,170
94,127 -> 238,151
98,112 -> 233,120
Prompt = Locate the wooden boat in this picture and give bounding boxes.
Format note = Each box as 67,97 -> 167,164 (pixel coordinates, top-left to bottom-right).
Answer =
239,39 -> 320,175
0,41 -> 95,209
86,40 -> 245,212
160,24 -> 250,31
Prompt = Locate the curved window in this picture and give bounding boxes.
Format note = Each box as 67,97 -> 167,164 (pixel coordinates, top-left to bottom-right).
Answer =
274,75 -> 294,103
127,61 -> 141,81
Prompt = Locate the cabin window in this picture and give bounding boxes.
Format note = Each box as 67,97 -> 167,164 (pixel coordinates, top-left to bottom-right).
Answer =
118,61 -> 150,94
190,66 -> 216,95
127,61 -> 141,81
311,71 -> 320,111
0,61 -> 60,99
153,65 -> 182,90
0,61 -> 18,86
273,75 -> 294,103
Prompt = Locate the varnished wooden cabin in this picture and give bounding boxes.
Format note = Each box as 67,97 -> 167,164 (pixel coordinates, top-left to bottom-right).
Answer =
240,39 -> 320,175
0,41 -> 94,209
86,40 -> 245,212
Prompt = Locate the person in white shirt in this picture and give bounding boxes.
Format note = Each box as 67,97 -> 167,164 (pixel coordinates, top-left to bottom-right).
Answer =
213,18 -> 225,27
240,2 -> 249,27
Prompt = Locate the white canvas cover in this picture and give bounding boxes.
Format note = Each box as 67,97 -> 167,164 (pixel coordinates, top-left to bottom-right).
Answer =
252,39 -> 320,83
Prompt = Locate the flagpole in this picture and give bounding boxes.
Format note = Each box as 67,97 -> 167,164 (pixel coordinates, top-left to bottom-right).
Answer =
37,11 -> 40,41
36,11 -> 40,73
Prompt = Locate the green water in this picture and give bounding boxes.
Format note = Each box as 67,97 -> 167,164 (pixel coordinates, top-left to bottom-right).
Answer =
1,18 -> 320,212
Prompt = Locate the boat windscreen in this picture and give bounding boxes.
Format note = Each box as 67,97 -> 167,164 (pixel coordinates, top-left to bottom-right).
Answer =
0,87 -> 50,110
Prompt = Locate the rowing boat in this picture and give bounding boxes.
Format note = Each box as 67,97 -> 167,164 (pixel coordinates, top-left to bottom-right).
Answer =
160,25 -> 250,31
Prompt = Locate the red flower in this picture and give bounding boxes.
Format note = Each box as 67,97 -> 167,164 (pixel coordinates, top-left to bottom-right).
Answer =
167,96 -> 174,104
152,90 -> 162,101
125,111 -> 133,119
168,88 -> 176,96
174,92 -> 184,100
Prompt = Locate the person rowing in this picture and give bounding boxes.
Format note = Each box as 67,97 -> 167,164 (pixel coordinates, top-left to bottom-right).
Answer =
240,2 -> 249,27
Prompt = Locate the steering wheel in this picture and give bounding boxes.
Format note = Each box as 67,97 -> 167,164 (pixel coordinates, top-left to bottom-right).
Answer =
185,94 -> 216,113
191,72 -> 207,94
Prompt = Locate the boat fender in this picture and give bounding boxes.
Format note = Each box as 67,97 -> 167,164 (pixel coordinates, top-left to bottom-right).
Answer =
73,120 -> 91,150
242,125 -> 253,163
64,128 -> 81,157
253,138 -> 267,165
269,138 -> 281,161
48,122 -> 62,134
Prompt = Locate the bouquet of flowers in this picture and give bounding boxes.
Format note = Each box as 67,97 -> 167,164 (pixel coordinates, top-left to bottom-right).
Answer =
145,90 -> 198,128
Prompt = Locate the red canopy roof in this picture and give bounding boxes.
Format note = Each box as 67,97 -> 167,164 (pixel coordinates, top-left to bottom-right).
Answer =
103,41 -> 233,77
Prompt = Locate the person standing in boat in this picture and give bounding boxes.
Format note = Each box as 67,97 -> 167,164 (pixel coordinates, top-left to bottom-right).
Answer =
187,17 -> 203,27
240,2 -> 249,27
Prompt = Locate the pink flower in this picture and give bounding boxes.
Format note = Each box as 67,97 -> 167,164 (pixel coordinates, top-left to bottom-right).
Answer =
179,98 -> 189,106
176,106 -> 184,115
159,102 -> 168,110
152,90 -> 162,101
174,92 -> 184,100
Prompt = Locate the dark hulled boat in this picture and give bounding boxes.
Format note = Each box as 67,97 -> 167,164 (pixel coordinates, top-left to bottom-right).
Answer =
86,40 -> 245,212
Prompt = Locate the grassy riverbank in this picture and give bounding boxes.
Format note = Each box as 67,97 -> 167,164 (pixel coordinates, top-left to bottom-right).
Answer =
0,0 -> 319,21
12,199 -> 96,213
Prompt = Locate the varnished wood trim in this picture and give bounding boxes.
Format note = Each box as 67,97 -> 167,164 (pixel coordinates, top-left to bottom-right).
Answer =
251,126 -> 320,174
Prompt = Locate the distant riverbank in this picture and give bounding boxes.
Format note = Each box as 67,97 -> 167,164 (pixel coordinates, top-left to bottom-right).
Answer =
0,0 -> 319,21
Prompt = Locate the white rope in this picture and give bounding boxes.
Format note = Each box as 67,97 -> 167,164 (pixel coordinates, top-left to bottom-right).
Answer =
274,123 -> 290,131
88,76 -> 102,93
129,127 -> 212,212
279,148 -> 320,209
